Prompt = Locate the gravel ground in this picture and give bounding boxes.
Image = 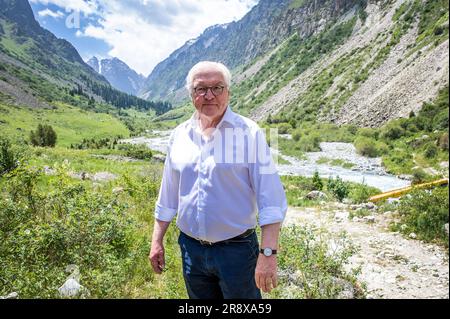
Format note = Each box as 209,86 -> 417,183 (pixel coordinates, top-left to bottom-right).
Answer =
284,204 -> 449,299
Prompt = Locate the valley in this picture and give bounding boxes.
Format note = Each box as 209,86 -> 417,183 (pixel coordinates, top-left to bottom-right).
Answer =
0,0 -> 448,299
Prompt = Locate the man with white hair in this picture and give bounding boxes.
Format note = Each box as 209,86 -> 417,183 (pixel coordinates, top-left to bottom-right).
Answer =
149,61 -> 287,299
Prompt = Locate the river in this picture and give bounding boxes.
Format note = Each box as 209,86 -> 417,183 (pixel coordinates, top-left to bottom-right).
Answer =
121,131 -> 410,192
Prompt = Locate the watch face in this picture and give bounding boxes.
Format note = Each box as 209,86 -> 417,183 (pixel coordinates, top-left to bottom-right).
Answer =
263,248 -> 272,257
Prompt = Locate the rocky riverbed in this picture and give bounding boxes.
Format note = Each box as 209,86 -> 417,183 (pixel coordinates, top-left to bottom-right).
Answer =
122,132 -> 410,192
276,142 -> 410,192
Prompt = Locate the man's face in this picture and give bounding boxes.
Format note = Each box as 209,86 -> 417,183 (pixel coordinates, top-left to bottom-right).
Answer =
191,68 -> 230,121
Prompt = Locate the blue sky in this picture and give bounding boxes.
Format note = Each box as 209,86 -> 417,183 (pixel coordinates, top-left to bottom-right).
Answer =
29,0 -> 258,76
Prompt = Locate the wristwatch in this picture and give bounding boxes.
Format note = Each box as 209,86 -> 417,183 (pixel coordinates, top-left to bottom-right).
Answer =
260,247 -> 277,257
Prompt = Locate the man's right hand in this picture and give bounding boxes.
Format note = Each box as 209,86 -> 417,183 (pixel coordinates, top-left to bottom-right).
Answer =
149,241 -> 165,274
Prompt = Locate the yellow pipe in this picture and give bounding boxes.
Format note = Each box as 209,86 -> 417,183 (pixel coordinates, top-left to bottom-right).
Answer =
369,178 -> 449,203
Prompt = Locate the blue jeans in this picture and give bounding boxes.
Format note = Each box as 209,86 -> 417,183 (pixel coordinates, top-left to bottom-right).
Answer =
178,231 -> 262,299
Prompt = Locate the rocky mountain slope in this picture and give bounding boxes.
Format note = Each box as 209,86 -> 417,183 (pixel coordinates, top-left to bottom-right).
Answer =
140,0 -> 367,103
87,57 -> 145,96
247,0 -> 449,127
142,0 -> 448,128
0,0 -> 108,91
140,0 -> 320,102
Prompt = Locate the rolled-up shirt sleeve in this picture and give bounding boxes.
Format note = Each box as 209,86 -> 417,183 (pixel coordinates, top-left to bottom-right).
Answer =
154,136 -> 179,222
249,128 -> 288,227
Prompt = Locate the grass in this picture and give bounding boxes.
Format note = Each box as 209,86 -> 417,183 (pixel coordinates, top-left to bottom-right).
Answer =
1,143 -> 369,298
281,175 -> 380,207
0,142 -> 172,298
277,136 -> 311,159
146,103 -> 195,130
0,120 -> 442,299
0,102 -> 130,147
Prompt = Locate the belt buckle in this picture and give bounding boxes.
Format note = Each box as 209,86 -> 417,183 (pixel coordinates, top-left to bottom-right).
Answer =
198,239 -> 213,245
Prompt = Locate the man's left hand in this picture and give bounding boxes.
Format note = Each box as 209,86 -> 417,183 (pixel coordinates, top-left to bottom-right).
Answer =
255,255 -> 278,293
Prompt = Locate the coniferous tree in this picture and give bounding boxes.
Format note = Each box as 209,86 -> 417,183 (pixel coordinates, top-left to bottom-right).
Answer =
30,124 -> 57,147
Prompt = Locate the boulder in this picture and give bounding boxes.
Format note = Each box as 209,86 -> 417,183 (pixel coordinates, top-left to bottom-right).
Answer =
363,202 -> 377,210
0,292 -> 18,299
43,166 -> 56,175
305,191 -> 327,200
409,233 -> 417,239
334,211 -> 349,222
363,216 -> 376,223
58,264 -> 90,299
58,278 -> 83,298
92,172 -> 117,182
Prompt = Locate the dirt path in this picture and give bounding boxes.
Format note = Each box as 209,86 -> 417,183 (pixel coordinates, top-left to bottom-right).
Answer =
285,204 -> 449,299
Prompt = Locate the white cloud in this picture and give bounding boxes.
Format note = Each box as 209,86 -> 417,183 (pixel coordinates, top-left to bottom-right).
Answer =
31,0 -> 259,75
38,8 -> 65,19
30,0 -> 98,15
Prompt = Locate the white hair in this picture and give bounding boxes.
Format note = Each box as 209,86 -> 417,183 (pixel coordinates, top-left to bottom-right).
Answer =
185,61 -> 232,93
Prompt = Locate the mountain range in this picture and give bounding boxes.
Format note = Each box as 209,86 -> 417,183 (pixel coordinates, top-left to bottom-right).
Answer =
87,56 -> 145,96
0,0 -> 448,130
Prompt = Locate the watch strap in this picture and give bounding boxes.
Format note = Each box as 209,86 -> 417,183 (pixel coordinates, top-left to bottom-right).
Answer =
260,248 -> 277,255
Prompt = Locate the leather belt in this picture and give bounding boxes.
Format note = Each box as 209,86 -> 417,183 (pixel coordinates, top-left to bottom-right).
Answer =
186,229 -> 255,246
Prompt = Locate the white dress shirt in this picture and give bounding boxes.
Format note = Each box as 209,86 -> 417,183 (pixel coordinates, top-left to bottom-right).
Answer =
155,106 -> 287,243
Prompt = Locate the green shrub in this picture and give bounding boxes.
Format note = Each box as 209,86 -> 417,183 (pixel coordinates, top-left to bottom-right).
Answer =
381,123 -> 406,140
424,143 -> 438,159
280,175 -> 327,207
346,125 -> 358,135
327,176 -> 349,202
272,225 -> 364,299
30,124 -> 57,147
277,123 -> 292,134
357,127 -> 379,139
354,137 -> 383,157
411,116 -> 428,131
312,171 -> 323,191
438,132 -> 449,150
70,136 -> 122,150
0,165 -> 139,298
0,137 -> 23,176
392,187 -> 449,247
433,109 -> 448,131
384,149 -> 414,171
117,144 -> 153,160
292,129 -> 302,142
298,134 -> 322,152
405,122 -> 419,133
348,181 -> 379,204
411,168 -> 429,185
